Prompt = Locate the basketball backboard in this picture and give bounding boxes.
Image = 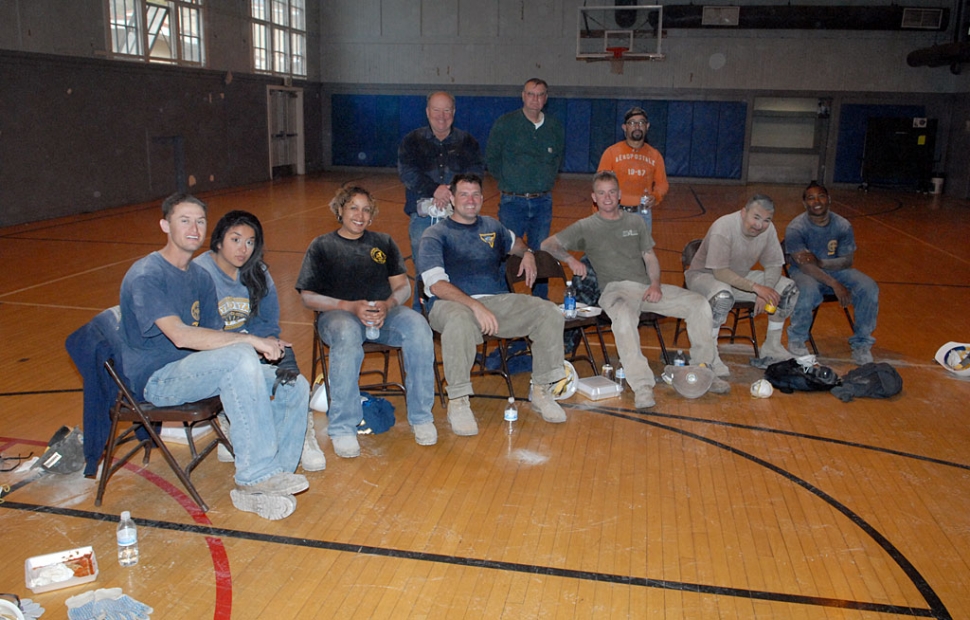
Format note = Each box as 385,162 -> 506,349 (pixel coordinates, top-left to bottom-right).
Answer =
577,4 -> 665,62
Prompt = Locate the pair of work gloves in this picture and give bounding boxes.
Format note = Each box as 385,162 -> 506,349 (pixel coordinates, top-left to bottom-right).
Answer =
65,588 -> 152,620
271,345 -> 300,396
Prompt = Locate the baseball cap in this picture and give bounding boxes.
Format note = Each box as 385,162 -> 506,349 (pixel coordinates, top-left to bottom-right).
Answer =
661,365 -> 714,399
624,107 -> 648,123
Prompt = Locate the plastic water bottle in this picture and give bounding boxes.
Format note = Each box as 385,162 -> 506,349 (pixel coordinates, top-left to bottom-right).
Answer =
639,192 -> 654,232
563,278 -> 577,319
117,511 -> 139,567
615,367 -> 626,393
365,301 -> 380,340
673,350 -> 687,367
504,397 -> 518,434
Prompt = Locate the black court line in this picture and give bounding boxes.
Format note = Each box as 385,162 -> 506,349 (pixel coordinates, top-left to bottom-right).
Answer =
588,405 -> 951,619
0,500 -> 941,618
0,388 -> 82,397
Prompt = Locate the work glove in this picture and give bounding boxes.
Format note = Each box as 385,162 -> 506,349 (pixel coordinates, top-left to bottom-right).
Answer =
272,346 -> 301,396
66,588 -> 153,620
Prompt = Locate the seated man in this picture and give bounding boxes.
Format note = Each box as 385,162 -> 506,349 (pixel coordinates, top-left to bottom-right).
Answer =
417,173 -> 567,435
296,186 -> 437,458
686,194 -> 799,368
785,182 -> 879,364
120,194 -> 309,521
541,171 -> 729,410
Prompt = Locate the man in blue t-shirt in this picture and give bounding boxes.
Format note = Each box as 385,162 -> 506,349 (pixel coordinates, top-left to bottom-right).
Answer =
119,194 -> 309,521
417,173 -> 567,436
785,182 -> 879,365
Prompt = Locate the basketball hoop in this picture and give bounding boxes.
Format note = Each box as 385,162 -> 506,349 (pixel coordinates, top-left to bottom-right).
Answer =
606,46 -> 628,74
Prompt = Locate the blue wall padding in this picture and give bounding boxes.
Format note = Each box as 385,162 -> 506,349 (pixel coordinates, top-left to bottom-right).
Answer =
689,102 -> 720,177
333,94 -> 746,179
833,104 -> 926,184
716,103 -> 746,179
564,99 -> 592,173
664,101 -> 694,177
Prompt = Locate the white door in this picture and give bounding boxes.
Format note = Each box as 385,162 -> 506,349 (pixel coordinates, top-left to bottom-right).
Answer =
267,86 -> 305,178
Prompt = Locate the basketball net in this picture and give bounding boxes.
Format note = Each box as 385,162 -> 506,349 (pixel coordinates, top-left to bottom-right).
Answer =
606,47 -> 627,75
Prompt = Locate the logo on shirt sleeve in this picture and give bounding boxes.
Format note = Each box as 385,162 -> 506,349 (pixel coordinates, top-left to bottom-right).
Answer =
479,232 -> 496,248
370,248 -> 387,264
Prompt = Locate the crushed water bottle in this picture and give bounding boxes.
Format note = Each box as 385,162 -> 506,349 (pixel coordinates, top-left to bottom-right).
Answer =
504,397 -> 518,435
117,510 -> 139,567
563,278 -> 577,319
365,301 -> 380,339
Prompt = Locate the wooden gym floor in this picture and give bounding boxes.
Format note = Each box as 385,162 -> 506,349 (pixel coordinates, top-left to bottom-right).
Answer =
1,171 -> 969,619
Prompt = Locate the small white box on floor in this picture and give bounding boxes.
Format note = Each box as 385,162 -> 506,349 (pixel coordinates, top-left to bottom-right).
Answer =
160,422 -> 213,445
576,376 -> 622,401
25,546 -> 99,594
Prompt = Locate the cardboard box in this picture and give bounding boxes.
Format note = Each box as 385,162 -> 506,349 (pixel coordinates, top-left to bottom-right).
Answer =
25,546 -> 99,594
576,376 -> 622,401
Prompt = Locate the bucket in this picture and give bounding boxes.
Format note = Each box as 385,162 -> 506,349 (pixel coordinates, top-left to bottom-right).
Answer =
930,176 -> 945,195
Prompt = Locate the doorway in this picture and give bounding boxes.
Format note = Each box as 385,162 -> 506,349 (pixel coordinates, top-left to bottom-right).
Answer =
267,86 -> 305,179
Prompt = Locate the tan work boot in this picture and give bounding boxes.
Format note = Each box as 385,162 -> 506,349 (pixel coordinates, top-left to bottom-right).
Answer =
531,383 -> 567,423
301,410 -> 327,471
447,396 -> 479,436
634,387 -> 656,410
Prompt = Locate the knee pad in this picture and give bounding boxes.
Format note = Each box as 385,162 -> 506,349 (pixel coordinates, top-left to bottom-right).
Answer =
775,283 -> 798,318
710,290 -> 735,325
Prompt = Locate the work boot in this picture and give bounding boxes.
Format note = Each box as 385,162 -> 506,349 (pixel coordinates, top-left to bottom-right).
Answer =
708,377 -> 731,395
634,387 -> 656,410
752,327 -> 793,368
447,396 -> 479,436
216,413 -> 234,463
711,348 -> 731,377
412,421 -> 438,446
230,489 -> 296,521
788,340 -> 811,358
531,383 -> 567,423
331,435 -> 361,458
301,410 -> 327,472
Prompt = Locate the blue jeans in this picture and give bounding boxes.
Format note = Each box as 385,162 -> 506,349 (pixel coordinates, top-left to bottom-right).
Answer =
409,213 -> 445,310
787,269 -> 879,350
316,306 -> 436,438
498,193 -> 553,299
144,343 -> 309,486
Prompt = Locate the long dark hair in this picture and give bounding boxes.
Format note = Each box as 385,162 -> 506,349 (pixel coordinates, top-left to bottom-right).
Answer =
209,210 -> 269,318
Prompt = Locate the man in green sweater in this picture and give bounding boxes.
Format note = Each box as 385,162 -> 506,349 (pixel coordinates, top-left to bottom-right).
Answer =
486,78 -> 564,299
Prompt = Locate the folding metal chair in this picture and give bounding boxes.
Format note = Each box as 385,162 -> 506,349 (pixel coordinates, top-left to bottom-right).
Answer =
97,359 -> 232,513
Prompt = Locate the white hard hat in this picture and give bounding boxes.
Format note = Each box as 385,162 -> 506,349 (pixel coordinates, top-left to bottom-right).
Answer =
935,342 -> 970,377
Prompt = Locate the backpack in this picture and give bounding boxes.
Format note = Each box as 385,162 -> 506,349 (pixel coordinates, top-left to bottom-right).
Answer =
830,362 -> 903,402
764,358 -> 841,394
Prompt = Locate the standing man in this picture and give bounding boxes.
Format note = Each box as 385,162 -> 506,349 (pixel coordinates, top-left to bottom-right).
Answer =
596,106 -> 669,230
486,78 -> 565,299
417,173 -> 568,436
785,182 -> 879,365
398,91 -> 484,272
120,194 -> 309,521
542,171 -> 729,410
686,195 -> 799,368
